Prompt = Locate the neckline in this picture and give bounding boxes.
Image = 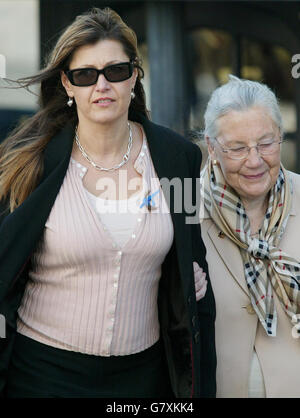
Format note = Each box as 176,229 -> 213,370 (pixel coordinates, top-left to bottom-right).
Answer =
70,125 -> 148,174
84,187 -> 143,203
74,160 -> 146,251
70,132 -> 148,201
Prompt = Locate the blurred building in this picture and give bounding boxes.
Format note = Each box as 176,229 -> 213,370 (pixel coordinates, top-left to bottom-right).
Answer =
0,0 -> 39,138
1,0 -> 300,171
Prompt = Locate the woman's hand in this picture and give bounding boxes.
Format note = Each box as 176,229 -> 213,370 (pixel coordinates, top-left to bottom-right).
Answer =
193,261 -> 207,301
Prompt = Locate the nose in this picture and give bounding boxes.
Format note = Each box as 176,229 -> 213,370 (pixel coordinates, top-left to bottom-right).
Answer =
245,145 -> 263,166
95,73 -> 110,91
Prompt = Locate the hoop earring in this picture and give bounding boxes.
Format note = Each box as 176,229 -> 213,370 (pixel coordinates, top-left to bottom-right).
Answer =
131,89 -> 135,100
67,97 -> 73,107
212,159 -> 218,165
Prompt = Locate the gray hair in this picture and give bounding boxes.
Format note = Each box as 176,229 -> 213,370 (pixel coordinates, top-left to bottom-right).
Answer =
204,75 -> 283,139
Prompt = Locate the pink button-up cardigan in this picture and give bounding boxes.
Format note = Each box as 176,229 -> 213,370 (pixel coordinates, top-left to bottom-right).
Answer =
17,135 -> 174,356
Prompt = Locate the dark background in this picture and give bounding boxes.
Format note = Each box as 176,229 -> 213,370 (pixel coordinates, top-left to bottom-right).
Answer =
1,0 -> 300,170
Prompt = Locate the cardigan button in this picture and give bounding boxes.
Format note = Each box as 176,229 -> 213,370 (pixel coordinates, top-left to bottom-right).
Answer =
192,315 -> 196,327
187,296 -> 192,305
194,331 -> 200,344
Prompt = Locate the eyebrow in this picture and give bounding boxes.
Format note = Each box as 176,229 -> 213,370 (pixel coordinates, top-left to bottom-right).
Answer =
70,60 -> 127,69
224,132 -> 275,147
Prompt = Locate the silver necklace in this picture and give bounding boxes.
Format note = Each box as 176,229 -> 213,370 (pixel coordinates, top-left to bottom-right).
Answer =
75,122 -> 133,172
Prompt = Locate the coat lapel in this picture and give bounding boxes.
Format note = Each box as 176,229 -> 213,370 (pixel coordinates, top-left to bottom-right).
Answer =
206,221 -> 249,295
134,114 -> 194,293
133,114 -> 183,181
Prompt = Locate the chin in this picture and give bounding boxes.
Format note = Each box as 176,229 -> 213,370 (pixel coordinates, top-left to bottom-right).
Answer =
92,109 -> 128,125
242,186 -> 270,200
243,178 -> 272,194
91,114 -> 118,125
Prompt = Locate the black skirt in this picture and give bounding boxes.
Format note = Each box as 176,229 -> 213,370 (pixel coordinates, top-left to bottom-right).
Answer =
5,332 -> 173,398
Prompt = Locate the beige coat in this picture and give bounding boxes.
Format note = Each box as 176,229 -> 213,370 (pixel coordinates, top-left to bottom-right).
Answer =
201,171 -> 300,398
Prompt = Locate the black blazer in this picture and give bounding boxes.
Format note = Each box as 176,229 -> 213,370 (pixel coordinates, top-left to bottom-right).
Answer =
0,112 -> 216,397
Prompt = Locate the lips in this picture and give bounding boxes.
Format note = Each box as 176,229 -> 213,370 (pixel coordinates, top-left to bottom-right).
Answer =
93,97 -> 115,104
243,172 -> 265,179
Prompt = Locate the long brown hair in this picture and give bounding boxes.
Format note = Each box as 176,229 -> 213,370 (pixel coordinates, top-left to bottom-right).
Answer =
0,7 -> 148,212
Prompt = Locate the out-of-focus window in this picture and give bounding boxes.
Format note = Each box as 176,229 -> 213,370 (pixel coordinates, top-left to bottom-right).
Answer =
187,29 -> 234,163
0,0 -> 39,139
138,42 -> 151,111
242,39 -> 296,170
188,29 -> 296,171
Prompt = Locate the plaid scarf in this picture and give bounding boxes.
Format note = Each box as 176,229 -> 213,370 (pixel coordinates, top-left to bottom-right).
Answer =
201,159 -> 300,337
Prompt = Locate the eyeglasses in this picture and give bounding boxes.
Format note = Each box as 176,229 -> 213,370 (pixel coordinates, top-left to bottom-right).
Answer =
214,137 -> 283,160
65,62 -> 134,86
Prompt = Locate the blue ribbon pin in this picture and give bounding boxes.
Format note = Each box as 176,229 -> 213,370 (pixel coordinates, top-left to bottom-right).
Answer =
139,189 -> 159,209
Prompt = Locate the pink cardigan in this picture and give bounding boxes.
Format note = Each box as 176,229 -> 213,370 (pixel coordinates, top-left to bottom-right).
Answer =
17,137 -> 174,356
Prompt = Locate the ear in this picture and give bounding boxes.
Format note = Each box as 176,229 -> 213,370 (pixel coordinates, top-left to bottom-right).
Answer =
131,67 -> 138,91
61,71 -> 74,98
206,136 -> 216,159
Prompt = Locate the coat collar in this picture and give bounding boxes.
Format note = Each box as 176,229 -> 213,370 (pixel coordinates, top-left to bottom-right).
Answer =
206,220 -> 249,295
289,171 -> 297,216
132,113 -> 183,181
42,123 -> 74,181
132,113 -> 194,291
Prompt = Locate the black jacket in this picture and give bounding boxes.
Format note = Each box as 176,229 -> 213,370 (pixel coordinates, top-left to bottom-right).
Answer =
0,113 -> 216,397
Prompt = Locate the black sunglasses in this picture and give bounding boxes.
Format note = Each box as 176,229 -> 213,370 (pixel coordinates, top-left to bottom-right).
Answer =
65,62 -> 134,86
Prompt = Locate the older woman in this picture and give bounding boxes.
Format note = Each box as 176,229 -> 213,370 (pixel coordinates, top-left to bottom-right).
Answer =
200,75 -> 300,398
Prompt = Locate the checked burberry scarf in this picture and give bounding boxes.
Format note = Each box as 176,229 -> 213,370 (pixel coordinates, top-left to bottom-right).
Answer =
201,159 -> 300,337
